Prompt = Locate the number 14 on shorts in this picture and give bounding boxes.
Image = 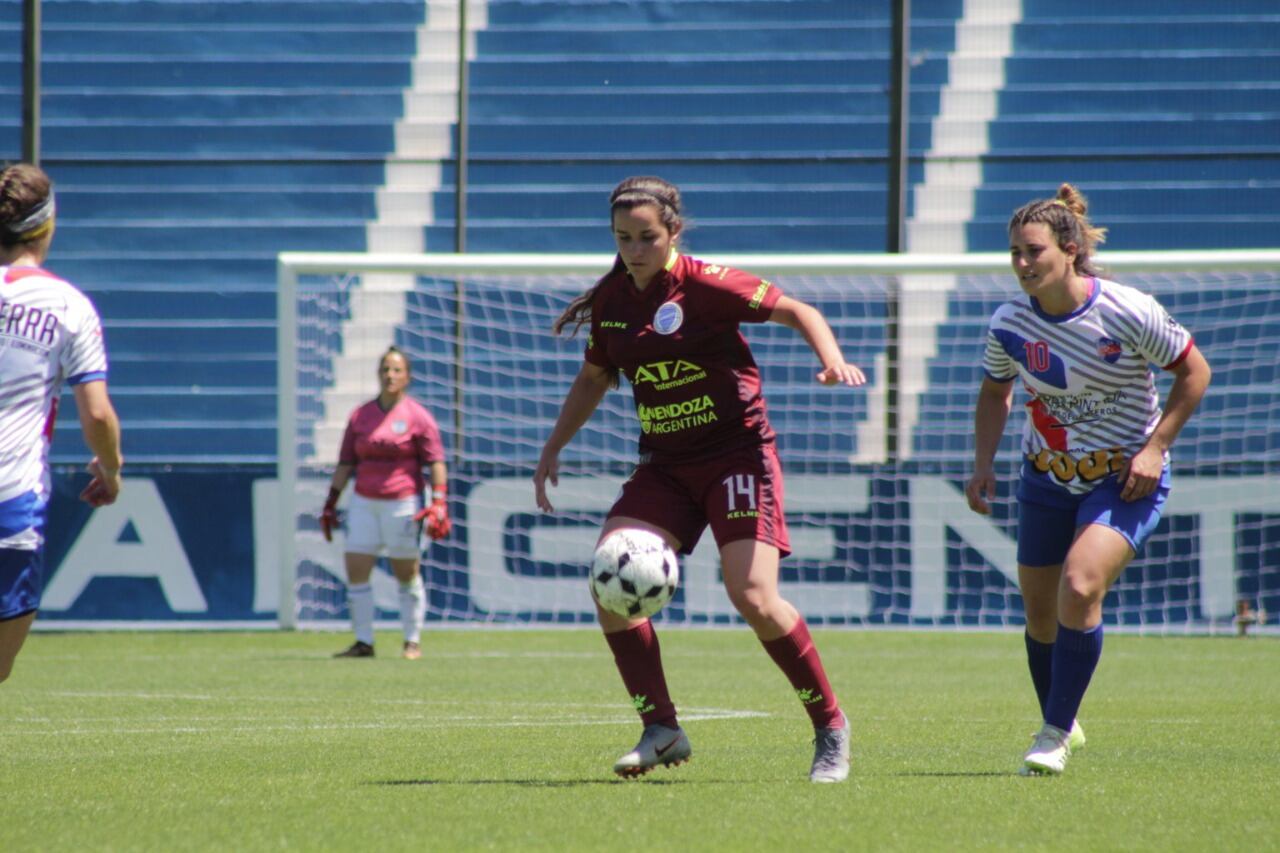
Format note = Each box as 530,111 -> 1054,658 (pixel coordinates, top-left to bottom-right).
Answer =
724,473 -> 757,517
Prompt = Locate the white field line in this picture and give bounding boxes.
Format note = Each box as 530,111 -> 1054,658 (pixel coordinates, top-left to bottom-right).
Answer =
8,707 -> 770,737
26,649 -> 769,663
11,713 -> 1239,739
43,693 -> 635,705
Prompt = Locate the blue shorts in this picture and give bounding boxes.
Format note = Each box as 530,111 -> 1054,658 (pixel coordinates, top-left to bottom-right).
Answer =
0,547 -> 44,621
1016,471 -> 1171,567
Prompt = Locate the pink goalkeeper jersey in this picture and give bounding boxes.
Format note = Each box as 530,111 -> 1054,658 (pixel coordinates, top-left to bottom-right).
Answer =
584,249 -> 782,463
338,396 -> 444,500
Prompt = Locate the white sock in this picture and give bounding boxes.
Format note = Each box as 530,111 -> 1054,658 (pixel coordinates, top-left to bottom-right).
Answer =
399,576 -> 425,645
347,582 -> 375,645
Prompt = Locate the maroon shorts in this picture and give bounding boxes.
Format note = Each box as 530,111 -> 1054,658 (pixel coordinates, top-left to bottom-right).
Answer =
607,443 -> 790,557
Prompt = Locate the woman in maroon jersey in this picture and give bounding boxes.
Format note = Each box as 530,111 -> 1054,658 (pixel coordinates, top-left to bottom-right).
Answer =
533,176 -> 865,782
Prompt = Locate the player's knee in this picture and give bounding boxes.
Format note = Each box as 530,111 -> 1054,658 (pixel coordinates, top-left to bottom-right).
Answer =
1059,572 -> 1104,610
1024,609 -> 1057,640
726,585 -> 771,621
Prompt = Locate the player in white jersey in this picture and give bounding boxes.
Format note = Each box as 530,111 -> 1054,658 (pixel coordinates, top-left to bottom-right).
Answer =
965,184 -> 1211,776
0,163 -> 123,684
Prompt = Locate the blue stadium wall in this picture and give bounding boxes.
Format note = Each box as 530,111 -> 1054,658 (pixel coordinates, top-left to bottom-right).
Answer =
39,465 -> 1280,628
10,0 -> 1280,626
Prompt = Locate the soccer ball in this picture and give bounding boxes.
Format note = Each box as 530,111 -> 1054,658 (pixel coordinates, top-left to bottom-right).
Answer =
589,528 -> 679,619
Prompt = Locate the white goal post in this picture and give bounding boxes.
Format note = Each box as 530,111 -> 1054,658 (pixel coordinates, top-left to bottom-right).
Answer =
276,250 -> 1280,633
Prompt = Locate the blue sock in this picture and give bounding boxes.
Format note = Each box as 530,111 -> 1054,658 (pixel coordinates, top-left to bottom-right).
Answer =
1044,623 -> 1104,732
1024,632 -> 1054,717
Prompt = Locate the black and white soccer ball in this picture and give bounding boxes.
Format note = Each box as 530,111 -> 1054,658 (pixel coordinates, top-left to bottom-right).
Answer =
589,528 -> 679,619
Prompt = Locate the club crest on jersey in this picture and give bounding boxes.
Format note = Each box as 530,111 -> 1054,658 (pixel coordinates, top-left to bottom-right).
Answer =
391,419 -> 408,434
1096,336 -> 1123,363
653,301 -> 683,335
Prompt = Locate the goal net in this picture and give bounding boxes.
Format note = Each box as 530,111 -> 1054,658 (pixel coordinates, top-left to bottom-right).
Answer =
276,251 -> 1280,633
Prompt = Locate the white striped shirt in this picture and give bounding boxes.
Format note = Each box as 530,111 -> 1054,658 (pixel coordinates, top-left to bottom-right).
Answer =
0,266 -> 107,549
983,277 -> 1192,496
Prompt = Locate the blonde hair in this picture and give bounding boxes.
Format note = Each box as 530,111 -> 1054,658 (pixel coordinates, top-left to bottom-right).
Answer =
1008,183 -> 1108,276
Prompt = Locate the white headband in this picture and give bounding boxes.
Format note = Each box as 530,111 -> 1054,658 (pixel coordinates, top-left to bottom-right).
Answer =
4,192 -> 56,237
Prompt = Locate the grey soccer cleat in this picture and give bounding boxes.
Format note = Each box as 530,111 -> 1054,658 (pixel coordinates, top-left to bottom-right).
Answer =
1022,723 -> 1072,776
810,712 -> 852,783
613,724 -> 692,778
1018,719 -> 1084,776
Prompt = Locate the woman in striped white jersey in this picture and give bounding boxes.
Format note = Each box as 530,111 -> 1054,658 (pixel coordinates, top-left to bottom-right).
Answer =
965,184 -> 1211,776
0,163 -> 123,684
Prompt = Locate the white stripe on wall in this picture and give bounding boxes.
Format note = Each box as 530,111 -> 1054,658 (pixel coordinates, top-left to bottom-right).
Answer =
312,1 -> 489,463
855,1 -> 1022,463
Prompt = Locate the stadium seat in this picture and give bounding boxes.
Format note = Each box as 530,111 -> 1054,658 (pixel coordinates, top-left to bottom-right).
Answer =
0,0 -> 1272,465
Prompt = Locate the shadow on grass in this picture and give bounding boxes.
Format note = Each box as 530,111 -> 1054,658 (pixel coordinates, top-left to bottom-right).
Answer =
366,778 -> 692,787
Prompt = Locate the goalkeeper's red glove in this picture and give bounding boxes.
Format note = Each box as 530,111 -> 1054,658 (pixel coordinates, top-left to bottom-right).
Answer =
415,487 -> 451,540
320,487 -> 341,542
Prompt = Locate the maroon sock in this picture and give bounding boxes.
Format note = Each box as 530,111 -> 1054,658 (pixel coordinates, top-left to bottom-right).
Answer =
761,618 -> 842,729
603,621 -> 677,728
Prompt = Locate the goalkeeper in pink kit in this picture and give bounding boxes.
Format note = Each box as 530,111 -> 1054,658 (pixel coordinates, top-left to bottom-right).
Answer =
534,176 -> 866,782
321,347 -> 450,659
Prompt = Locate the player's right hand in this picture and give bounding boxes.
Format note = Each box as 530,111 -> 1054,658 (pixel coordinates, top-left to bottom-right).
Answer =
964,468 -> 996,515
319,504 -> 340,542
320,486 -> 342,542
533,449 -> 559,513
319,487 -> 343,541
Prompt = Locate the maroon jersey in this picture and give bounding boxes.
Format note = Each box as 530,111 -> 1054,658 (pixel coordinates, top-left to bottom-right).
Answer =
584,250 -> 782,463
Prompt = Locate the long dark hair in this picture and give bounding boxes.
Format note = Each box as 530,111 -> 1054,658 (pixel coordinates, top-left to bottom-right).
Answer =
1008,183 -> 1108,276
552,176 -> 685,337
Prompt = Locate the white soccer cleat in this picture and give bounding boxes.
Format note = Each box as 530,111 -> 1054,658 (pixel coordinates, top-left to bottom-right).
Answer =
809,712 -> 852,783
1022,723 -> 1072,776
1068,719 -> 1086,752
613,724 -> 691,778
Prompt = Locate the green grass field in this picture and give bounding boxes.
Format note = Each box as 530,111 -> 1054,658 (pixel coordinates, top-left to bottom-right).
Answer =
1,628 -> 1276,851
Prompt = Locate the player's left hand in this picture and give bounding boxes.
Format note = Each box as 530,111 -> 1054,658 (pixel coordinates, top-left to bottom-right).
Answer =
1118,444 -> 1163,502
79,457 -> 122,507
415,498 -> 451,540
816,362 -> 866,387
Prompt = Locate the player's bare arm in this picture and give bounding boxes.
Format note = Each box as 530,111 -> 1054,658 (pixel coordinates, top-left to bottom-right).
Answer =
328,463 -> 355,494
966,376 -> 1014,515
429,460 -> 448,493
1120,344 -> 1211,502
768,295 -> 866,386
73,380 -> 123,507
534,361 -> 613,512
